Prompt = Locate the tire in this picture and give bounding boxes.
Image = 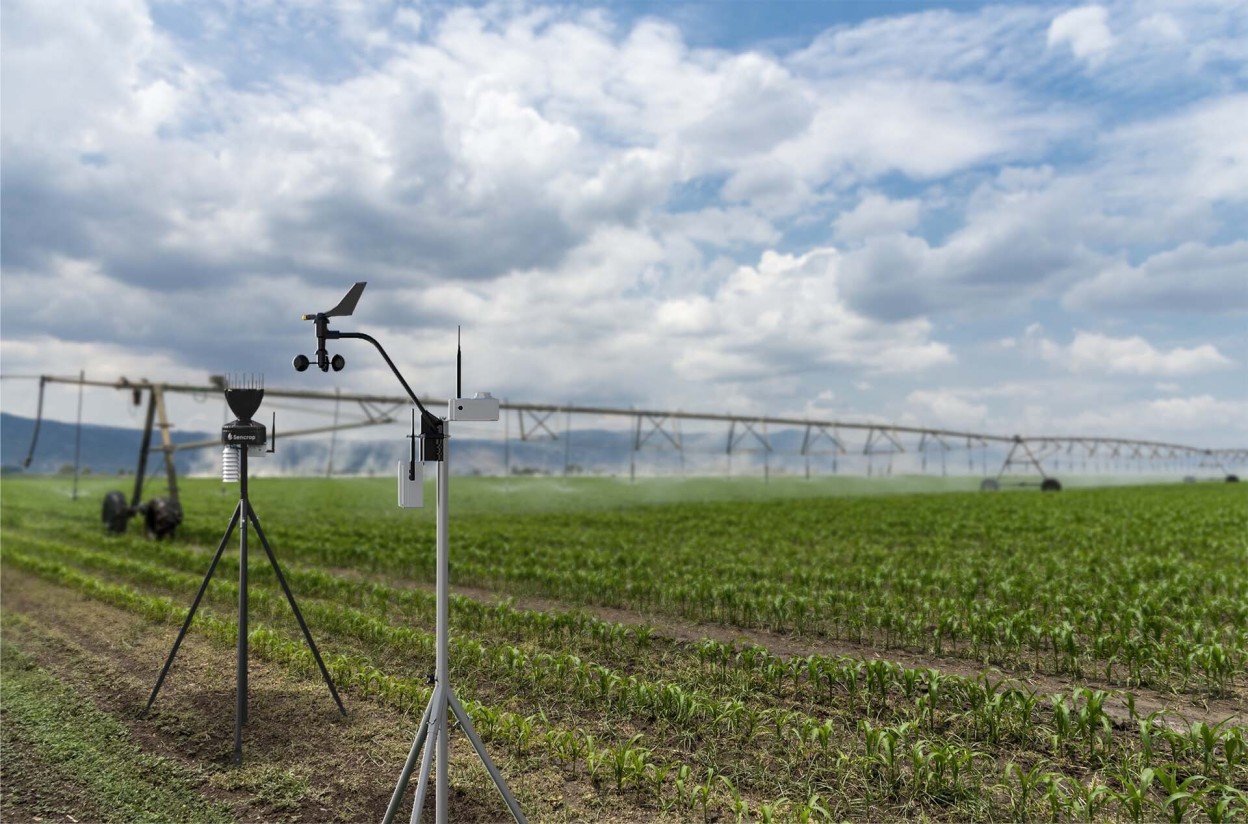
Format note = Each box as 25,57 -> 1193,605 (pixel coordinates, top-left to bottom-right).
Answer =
1041,478 -> 1062,492
1228,475 -> 1240,483
979,478 -> 999,491
140,497 -> 183,540
102,491 -> 130,534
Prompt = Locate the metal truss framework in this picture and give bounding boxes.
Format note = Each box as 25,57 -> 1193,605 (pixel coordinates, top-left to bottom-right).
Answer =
15,375 -> 1248,494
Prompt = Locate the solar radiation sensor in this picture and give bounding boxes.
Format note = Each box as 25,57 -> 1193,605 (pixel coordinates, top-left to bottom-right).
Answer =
293,281 -> 366,372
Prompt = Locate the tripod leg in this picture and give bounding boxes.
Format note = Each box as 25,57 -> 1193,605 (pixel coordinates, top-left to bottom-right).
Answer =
411,696 -> 441,824
381,698 -> 434,824
247,507 -> 347,715
142,504 -> 240,717
436,691 -> 448,824
448,689 -> 528,824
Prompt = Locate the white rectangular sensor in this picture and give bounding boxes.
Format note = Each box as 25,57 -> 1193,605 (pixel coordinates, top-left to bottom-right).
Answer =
449,394 -> 500,422
398,461 -> 424,508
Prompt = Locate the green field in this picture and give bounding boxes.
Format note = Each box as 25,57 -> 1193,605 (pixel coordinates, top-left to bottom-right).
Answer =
2,476 -> 1245,822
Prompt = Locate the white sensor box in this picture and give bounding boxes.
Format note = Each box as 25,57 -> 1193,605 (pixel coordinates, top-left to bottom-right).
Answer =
398,461 -> 424,508
449,392 -> 500,422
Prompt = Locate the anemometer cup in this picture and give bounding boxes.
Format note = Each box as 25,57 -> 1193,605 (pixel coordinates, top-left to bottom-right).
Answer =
296,284 -> 367,373
292,337 -> 344,372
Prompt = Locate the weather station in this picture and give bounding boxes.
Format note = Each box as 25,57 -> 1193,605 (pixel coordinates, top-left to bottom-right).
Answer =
293,283 -> 524,824
141,375 -> 347,766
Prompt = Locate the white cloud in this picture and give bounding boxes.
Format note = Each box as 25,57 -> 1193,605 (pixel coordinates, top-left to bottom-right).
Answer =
1062,395 -> 1248,437
1095,94 -> 1248,214
833,193 -> 921,242
1138,12 -> 1182,42
836,171 -> 1104,320
653,248 -> 955,381
1037,330 -> 1234,377
1144,395 -> 1246,429
1064,240 -> 1248,314
1047,5 -> 1115,66
906,389 -> 989,429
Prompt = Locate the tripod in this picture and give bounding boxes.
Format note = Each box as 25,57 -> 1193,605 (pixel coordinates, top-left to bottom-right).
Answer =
141,446 -> 346,765
382,430 -> 527,824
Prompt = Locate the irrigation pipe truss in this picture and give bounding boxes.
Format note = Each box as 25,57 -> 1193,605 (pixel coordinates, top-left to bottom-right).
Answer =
12,374 -> 1247,468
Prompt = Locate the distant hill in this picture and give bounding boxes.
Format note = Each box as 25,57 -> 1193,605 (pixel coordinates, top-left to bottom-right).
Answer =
1,412 -> 214,476
1,412 -> 793,478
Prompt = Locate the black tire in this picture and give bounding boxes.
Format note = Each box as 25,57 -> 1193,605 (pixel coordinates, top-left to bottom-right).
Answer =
1041,478 -> 1062,492
102,491 -> 130,533
1228,475 -> 1240,483
979,478 -> 1000,491
140,497 -> 183,540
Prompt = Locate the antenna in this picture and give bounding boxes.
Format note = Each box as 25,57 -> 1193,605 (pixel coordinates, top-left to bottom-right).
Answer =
457,326 -> 462,400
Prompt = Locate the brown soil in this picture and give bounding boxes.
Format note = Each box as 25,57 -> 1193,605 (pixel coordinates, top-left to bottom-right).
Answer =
0,569 -> 664,824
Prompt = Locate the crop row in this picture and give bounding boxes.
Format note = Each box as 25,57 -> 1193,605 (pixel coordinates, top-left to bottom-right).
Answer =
13,484 -> 1246,696
163,484 -> 1246,695
8,531 -> 1246,783
4,536 -> 1245,822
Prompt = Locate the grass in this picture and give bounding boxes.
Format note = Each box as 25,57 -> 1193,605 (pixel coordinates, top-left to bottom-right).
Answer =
0,629 -> 233,824
2,474 -> 1245,822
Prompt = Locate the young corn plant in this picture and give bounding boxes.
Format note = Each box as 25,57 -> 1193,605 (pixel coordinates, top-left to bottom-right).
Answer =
1005,760 -> 1049,821
717,774 -> 748,823
1154,765 -> 1205,824
1111,766 -> 1156,824
1070,777 -> 1113,823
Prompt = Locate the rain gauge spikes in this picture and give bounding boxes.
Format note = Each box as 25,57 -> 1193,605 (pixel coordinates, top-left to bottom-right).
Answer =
225,373 -> 265,422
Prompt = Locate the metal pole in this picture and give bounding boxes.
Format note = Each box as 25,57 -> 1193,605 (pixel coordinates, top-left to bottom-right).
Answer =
327,387 -> 340,476
630,413 -> 639,483
383,702 -> 434,824
563,406 -> 571,476
72,370 -> 84,500
413,714 -> 439,823
435,434 -> 450,824
762,421 -> 769,483
677,419 -> 685,477
153,385 -> 180,502
235,448 -> 249,766
447,690 -> 526,821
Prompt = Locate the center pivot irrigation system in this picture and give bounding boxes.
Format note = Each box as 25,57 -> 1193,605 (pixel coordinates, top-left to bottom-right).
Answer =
293,283 -> 526,824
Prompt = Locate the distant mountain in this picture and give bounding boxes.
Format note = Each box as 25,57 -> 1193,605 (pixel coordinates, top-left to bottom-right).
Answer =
0,412 -> 792,478
1,412 -> 214,476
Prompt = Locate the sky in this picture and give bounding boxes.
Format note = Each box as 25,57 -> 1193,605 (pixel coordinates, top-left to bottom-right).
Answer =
2,0 -> 1246,449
